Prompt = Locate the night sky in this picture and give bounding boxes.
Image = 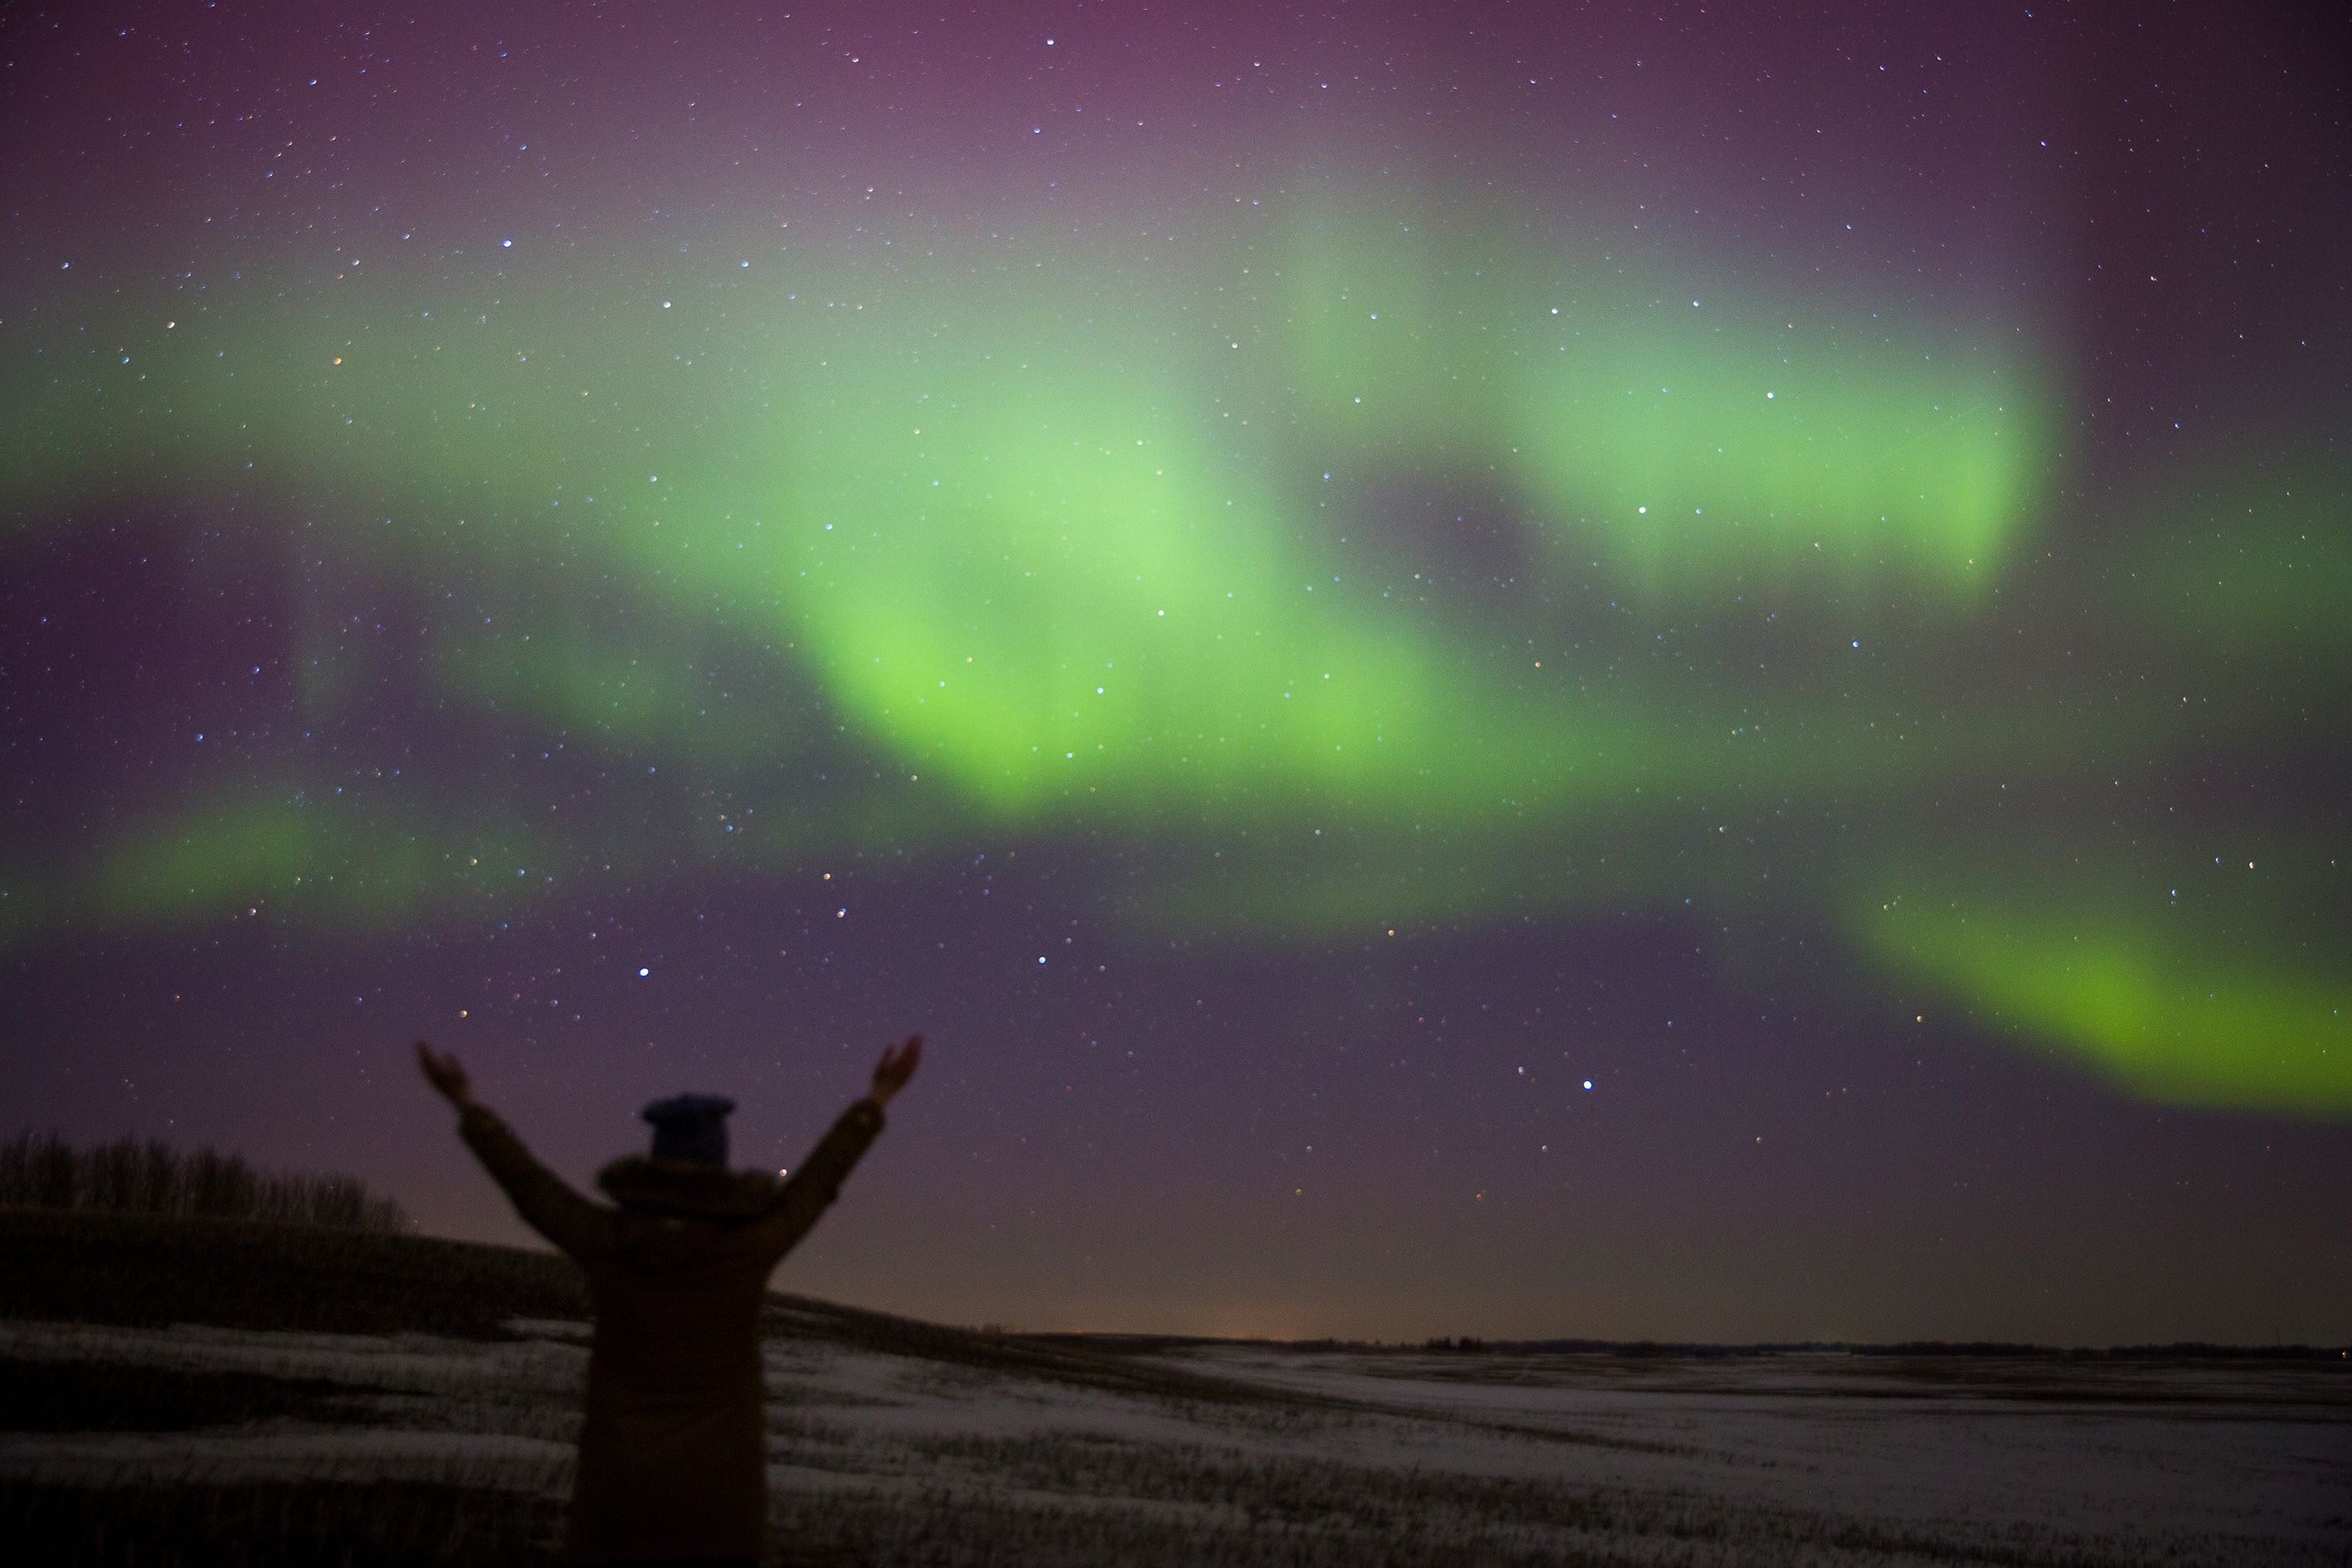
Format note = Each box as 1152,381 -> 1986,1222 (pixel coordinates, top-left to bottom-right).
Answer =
5,1 -> 2347,1345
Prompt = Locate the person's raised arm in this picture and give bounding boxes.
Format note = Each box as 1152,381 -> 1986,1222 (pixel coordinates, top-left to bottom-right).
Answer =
750,1035 -> 920,1259
417,1040 -> 608,1261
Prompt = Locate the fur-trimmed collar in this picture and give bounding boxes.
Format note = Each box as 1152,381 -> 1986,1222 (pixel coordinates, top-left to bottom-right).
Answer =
595,1157 -> 782,1220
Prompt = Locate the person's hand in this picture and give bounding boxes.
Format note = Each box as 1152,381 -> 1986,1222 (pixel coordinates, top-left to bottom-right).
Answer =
868,1035 -> 923,1107
416,1040 -> 475,1111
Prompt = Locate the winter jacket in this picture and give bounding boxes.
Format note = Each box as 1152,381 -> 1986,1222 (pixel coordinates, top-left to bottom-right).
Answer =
457,1097 -> 884,1565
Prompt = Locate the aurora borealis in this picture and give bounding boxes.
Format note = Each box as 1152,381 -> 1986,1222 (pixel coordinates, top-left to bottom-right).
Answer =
4,1 -> 2346,1342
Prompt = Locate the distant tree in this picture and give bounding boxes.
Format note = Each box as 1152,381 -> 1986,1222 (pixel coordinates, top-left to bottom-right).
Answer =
0,1131 -> 409,1232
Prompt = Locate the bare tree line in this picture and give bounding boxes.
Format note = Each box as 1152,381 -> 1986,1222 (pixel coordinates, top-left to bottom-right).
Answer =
0,1131 -> 410,1233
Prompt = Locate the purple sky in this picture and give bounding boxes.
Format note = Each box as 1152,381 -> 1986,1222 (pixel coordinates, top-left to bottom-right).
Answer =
4,0 -> 2347,1342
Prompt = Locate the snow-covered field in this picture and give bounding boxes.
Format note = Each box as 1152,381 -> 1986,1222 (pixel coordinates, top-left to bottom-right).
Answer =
3,1312 -> 2346,1566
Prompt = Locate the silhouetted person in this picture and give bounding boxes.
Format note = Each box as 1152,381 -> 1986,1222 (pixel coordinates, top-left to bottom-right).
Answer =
417,1035 -> 922,1568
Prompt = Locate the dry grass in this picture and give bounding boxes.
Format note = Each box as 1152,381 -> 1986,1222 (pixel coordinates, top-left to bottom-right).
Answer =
0,1478 -> 561,1567
762,1297 -> 1307,1410
0,1357 -> 360,1432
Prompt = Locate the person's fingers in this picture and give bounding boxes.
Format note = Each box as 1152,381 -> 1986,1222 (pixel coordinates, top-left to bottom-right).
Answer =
869,1035 -> 920,1099
415,1040 -> 470,1101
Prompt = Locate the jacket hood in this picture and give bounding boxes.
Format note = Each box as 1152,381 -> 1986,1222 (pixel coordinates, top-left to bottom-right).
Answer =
595,1156 -> 782,1220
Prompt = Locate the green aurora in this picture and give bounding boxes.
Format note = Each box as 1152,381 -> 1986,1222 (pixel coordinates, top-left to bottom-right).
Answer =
5,198 -> 2344,1115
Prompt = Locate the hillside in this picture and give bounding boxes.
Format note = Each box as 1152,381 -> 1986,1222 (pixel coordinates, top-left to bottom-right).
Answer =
2,1210 -> 2345,1567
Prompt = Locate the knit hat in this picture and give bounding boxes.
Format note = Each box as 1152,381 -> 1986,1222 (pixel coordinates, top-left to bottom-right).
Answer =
640,1093 -> 736,1166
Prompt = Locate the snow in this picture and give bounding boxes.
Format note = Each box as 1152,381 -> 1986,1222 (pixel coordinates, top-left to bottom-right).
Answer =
2,1317 -> 2344,1564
